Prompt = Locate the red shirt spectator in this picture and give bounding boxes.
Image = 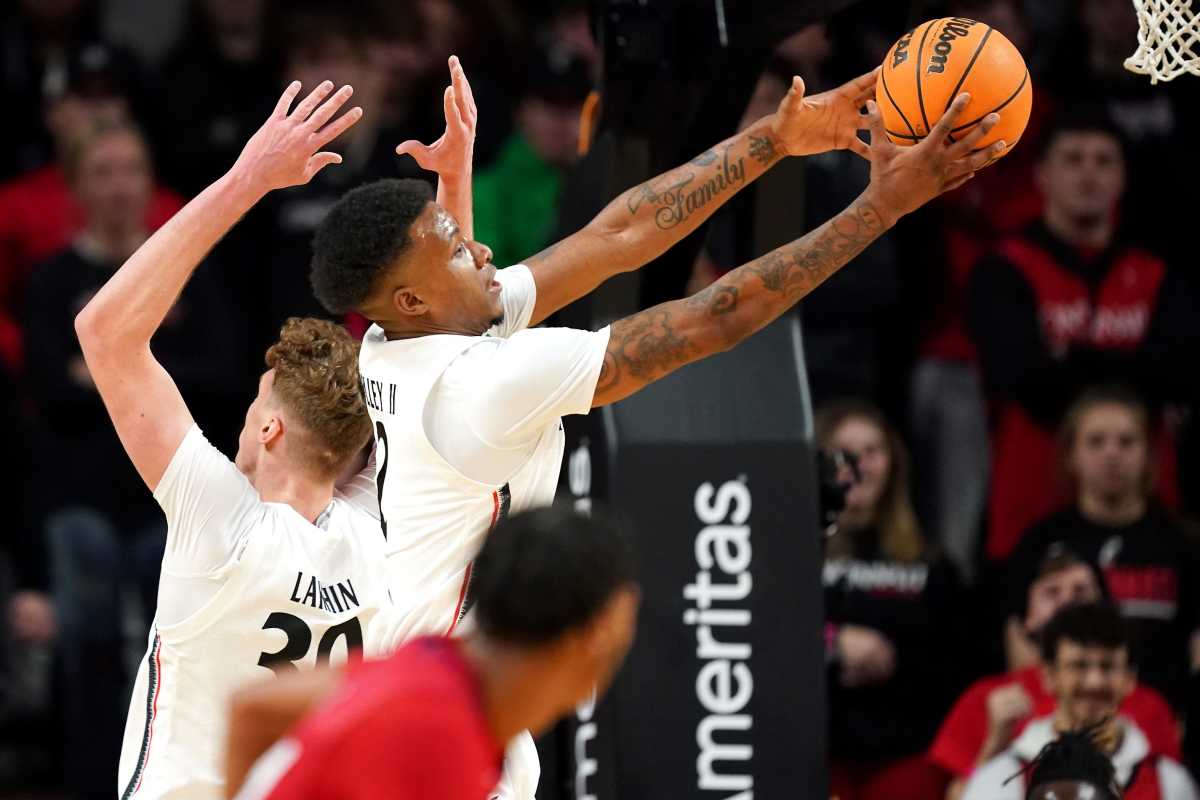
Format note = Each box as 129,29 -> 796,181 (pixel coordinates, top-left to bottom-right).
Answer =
262,638 -> 504,800
0,163 -> 182,371
930,663 -> 1181,782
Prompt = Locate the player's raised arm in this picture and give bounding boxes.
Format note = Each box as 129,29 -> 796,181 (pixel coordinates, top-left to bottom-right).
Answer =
396,56 -> 477,239
590,95 -> 1005,407
75,81 -> 362,491
521,69 -> 879,326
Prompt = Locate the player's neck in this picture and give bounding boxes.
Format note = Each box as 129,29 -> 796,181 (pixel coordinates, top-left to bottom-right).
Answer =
252,464 -> 335,524
1043,208 -> 1112,251
463,637 -> 564,747
361,298 -> 486,340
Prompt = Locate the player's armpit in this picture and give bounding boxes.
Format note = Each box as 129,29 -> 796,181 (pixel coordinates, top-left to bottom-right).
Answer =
590,295 -> 733,408
74,335 -> 194,493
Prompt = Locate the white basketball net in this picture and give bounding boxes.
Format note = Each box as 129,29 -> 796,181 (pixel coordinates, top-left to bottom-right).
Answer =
1125,0 -> 1200,83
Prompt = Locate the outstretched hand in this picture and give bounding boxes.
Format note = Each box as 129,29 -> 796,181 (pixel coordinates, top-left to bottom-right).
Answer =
231,80 -> 362,194
861,93 -> 1006,227
395,55 -> 478,178
770,69 -> 879,159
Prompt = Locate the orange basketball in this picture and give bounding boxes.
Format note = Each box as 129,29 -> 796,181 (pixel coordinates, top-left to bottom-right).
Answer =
876,17 -> 1032,161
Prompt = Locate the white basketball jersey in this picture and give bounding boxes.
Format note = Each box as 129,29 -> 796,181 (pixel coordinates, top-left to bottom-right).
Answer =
358,265 -> 607,652
118,427 -> 388,800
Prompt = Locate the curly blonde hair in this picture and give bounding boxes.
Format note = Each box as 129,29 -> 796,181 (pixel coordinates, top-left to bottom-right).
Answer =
265,318 -> 372,478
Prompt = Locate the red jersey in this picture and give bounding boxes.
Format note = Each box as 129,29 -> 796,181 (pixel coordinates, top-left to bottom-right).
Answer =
262,637 -> 503,800
928,665 -> 1180,779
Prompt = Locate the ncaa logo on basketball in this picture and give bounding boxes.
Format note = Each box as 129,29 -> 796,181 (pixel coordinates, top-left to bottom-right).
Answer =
927,18 -> 979,74
891,28 -> 915,68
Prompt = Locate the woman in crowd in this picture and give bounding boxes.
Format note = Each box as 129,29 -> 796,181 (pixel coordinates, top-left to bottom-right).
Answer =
818,400 -> 965,800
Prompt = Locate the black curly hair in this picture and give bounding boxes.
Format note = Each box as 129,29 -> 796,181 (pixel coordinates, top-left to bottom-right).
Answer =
472,505 -> 636,646
1018,725 -> 1123,800
310,178 -> 434,315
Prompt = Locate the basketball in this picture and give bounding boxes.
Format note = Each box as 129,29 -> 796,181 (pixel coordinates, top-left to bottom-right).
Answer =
877,17 -> 1033,161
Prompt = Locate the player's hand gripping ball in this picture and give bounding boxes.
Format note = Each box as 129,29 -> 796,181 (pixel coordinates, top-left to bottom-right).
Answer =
876,17 -> 1032,165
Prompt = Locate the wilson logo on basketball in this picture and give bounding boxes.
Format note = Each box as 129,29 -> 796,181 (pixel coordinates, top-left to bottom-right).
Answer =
927,17 -> 979,74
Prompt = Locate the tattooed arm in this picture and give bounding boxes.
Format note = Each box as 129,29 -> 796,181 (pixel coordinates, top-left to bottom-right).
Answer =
592,95 -> 1007,407
523,70 -> 880,327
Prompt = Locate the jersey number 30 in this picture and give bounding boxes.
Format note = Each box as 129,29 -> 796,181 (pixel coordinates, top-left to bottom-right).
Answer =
257,612 -> 363,676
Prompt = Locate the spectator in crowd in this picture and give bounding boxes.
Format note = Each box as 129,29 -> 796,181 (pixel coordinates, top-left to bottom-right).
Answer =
907,0 -> 1048,584
930,549 -> 1180,800
0,0 -> 106,180
21,120 -> 233,798
1007,387 -> 1200,711
0,43 -> 183,372
1022,727 -> 1125,800
0,354 -> 57,790
967,106 -> 1200,564
961,603 -> 1198,799
251,3 -> 414,351
473,43 -> 591,271
817,400 -> 963,800
1041,0 -> 1200,269
157,0 -> 279,197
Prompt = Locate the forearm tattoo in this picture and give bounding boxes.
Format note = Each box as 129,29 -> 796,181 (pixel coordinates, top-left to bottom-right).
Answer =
597,196 -> 885,400
623,130 -> 783,231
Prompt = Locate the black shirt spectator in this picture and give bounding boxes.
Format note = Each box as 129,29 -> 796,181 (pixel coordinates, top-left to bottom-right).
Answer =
818,400 -> 963,800
24,243 -> 233,530
157,0 -> 279,197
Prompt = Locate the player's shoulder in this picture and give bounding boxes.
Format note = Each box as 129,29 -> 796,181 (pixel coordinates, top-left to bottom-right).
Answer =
963,752 -> 1022,799
1156,755 -> 1200,796
328,498 -> 387,542
367,641 -> 480,715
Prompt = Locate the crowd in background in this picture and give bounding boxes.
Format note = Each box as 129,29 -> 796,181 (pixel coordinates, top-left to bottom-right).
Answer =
1,0 -> 1200,797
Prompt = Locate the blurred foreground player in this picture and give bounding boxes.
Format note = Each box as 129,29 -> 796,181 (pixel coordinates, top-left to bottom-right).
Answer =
225,506 -> 639,800
75,81 -> 392,798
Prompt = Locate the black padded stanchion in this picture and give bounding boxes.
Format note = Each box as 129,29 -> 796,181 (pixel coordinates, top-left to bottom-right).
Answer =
542,315 -> 826,799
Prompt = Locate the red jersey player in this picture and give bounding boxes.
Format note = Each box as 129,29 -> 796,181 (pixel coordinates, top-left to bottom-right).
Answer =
226,506 -> 640,799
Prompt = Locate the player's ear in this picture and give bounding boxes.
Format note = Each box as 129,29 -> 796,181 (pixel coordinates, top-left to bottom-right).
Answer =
260,416 -> 285,447
583,588 -> 640,661
393,286 -> 428,317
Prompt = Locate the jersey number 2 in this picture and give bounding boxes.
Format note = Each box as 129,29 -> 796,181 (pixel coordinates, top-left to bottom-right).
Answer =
257,613 -> 363,676
375,421 -> 389,540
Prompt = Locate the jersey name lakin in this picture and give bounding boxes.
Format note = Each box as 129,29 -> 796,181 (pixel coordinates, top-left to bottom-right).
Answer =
288,572 -> 362,613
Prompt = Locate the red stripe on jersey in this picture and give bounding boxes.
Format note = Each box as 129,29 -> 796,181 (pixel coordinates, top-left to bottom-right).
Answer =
132,634 -> 164,796
488,489 -> 501,531
447,562 -> 474,636
446,490 -> 502,636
